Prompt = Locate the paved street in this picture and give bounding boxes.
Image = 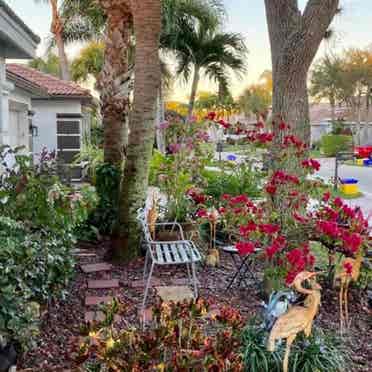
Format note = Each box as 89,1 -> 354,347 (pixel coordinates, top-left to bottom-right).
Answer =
317,158 -> 372,218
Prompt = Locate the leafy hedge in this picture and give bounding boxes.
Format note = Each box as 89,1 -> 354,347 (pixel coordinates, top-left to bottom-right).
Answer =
321,134 -> 352,157
0,147 -> 97,348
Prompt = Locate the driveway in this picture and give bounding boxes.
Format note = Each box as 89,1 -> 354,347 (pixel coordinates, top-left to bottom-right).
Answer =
317,158 -> 372,218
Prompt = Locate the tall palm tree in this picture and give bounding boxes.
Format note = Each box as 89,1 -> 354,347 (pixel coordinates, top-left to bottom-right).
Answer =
116,0 -> 162,261
169,20 -> 247,117
35,0 -> 71,80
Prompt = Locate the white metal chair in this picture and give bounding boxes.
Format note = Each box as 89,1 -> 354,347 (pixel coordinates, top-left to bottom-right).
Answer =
137,208 -> 202,312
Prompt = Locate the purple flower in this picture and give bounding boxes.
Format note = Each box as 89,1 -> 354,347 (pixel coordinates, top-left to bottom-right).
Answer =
227,154 -> 237,161
168,143 -> 182,154
158,121 -> 169,130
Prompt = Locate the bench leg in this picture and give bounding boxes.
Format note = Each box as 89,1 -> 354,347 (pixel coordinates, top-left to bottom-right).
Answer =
186,262 -> 192,284
143,249 -> 150,282
191,262 -> 198,299
142,262 -> 155,314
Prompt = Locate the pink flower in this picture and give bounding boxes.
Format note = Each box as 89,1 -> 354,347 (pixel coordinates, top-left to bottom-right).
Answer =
236,241 -> 255,255
341,231 -> 363,254
168,143 -> 182,154
229,195 -> 249,205
158,121 -> 169,130
334,197 -> 343,208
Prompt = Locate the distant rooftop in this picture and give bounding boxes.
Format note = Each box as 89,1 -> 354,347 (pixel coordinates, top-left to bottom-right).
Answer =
7,64 -> 92,99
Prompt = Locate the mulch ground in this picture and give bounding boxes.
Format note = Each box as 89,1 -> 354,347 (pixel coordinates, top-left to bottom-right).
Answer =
18,240 -> 371,371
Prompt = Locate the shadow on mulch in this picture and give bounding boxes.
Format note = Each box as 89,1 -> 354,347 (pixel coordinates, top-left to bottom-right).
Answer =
18,240 -> 371,371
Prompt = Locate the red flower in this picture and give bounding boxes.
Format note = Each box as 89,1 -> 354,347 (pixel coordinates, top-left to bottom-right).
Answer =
239,221 -> 257,237
196,209 -> 208,218
255,121 -> 264,129
265,244 -> 280,259
218,207 -> 226,214
206,112 -> 216,120
301,158 -> 320,171
334,197 -> 343,208
293,212 -> 308,224
236,241 -> 255,255
259,223 -> 280,235
316,220 -> 340,238
265,184 -> 277,195
341,231 -> 363,254
343,262 -> 353,275
221,194 -> 231,201
322,191 -> 331,202
278,121 -> 287,130
230,195 -> 249,205
285,271 -> 298,285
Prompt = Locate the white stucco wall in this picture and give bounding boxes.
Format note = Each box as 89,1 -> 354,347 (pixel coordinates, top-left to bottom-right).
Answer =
31,99 -> 82,156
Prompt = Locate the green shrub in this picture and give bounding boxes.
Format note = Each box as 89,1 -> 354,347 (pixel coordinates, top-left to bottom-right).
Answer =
321,135 -> 352,157
0,147 -> 97,348
87,163 -> 121,235
241,317 -> 349,372
202,161 -> 263,200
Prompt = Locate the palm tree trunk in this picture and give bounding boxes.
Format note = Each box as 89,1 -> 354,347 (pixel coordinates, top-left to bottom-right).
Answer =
156,82 -> 166,153
115,0 -> 162,261
50,0 -> 70,81
188,66 -> 200,119
97,0 -> 132,166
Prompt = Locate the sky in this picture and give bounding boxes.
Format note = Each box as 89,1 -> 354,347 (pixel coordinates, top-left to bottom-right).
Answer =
4,0 -> 372,102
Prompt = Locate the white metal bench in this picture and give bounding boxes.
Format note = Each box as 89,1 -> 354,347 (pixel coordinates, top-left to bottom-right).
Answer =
137,208 -> 202,311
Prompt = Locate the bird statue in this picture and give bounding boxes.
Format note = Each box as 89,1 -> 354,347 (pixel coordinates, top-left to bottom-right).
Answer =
262,290 -> 297,331
335,245 -> 364,330
267,271 -> 322,372
147,195 -> 159,240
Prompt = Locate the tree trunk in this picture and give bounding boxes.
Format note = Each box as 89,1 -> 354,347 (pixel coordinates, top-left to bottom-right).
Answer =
264,0 -> 340,146
50,0 -> 70,81
97,0 -> 132,166
330,96 -> 336,123
188,66 -> 200,119
156,82 -> 166,154
115,0 -> 162,261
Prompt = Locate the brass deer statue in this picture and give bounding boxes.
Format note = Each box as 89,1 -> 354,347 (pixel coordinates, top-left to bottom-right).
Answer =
335,245 -> 364,330
267,271 -> 322,372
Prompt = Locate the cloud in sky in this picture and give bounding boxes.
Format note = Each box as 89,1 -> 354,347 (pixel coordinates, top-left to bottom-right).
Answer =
5,0 -> 372,102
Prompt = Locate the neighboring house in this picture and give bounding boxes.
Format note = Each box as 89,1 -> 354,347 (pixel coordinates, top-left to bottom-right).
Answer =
6,64 -> 93,179
0,0 -> 40,147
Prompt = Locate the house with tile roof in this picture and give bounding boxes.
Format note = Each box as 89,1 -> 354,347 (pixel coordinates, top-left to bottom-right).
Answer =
0,0 -> 40,148
1,1 -> 93,180
6,64 -> 93,179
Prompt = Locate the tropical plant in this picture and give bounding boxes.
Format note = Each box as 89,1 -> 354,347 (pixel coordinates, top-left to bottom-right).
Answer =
238,84 -> 272,121
77,298 -> 244,370
71,41 -> 105,82
169,18 -> 247,117
28,52 -> 61,77
310,54 -> 346,122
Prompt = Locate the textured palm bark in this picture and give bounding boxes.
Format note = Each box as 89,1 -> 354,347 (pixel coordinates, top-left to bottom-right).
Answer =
115,0 -> 162,261
97,0 -> 132,166
50,0 -> 70,81
264,0 -> 339,145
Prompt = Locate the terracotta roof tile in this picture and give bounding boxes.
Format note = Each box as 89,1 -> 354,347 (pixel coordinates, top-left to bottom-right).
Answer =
6,64 -> 91,98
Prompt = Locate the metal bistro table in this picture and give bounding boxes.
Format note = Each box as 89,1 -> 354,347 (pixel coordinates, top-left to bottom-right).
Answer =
218,243 -> 260,290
